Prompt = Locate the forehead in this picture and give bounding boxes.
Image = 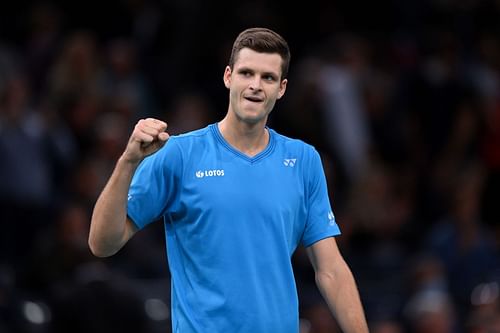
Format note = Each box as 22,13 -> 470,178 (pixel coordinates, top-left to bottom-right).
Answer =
234,48 -> 283,75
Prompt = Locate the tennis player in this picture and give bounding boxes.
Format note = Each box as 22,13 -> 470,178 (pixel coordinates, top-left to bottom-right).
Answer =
89,27 -> 369,333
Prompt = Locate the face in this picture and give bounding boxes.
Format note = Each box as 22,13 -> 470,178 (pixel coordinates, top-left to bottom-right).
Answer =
223,48 -> 287,125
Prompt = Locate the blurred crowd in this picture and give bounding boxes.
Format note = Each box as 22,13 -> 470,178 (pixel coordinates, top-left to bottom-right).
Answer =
0,0 -> 499,332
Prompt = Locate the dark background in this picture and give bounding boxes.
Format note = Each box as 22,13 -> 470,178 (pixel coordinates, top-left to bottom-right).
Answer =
0,1 -> 499,332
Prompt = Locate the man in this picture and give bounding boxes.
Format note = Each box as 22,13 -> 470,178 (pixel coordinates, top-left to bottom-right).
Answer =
89,27 -> 369,333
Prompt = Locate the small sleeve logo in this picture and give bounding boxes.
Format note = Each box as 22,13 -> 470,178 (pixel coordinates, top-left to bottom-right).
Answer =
327,211 -> 335,226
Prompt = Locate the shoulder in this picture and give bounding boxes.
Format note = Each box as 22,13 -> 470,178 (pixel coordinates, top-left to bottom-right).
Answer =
147,124 -> 213,163
164,124 -> 214,150
270,128 -> 319,157
269,128 -> 326,177
170,124 -> 213,142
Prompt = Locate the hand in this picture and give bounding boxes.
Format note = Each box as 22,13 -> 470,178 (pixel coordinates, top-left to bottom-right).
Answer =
122,118 -> 170,164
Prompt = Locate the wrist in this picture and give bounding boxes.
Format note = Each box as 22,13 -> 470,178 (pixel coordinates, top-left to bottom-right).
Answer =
117,154 -> 142,170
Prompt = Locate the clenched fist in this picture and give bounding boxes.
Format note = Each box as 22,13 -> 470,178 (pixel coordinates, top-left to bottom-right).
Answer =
122,118 -> 170,164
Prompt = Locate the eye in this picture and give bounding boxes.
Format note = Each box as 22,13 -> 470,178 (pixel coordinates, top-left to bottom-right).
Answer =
262,73 -> 279,82
239,70 -> 252,77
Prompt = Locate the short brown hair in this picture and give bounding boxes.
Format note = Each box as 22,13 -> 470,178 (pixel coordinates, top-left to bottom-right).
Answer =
228,27 -> 291,80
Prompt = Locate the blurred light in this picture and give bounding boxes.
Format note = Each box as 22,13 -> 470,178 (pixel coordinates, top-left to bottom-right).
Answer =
406,289 -> 450,316
144,298 -> 169,321
23,301 -> 51,324
471,282 -> 499,306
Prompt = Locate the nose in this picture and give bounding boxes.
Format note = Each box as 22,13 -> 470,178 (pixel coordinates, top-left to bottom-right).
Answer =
249,76 -> 263,91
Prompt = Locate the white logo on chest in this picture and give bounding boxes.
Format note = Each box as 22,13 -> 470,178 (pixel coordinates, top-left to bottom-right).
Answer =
283,158 -> 297,167
195,169 -> 225,178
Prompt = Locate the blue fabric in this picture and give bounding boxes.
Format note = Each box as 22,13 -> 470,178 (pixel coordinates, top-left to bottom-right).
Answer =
127,123 -> 340,332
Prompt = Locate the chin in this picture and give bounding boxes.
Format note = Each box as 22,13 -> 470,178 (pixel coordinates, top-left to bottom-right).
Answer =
233,106 -> 270,124
239,114 -> 266,125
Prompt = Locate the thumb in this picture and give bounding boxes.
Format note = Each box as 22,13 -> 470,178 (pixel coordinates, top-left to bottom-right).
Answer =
139,132 -> 170,157
158,132 -> 170,142
152,132 -> 169,150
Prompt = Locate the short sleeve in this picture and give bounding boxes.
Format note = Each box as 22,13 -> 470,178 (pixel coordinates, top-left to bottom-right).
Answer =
301,148 -> 341,247
127,138 -> 182,229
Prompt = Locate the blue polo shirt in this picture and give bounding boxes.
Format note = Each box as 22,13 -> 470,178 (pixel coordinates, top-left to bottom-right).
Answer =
127,123 -> 340,332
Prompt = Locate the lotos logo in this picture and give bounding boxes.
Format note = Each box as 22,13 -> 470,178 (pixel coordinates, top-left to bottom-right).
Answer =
195,169 -> 225,178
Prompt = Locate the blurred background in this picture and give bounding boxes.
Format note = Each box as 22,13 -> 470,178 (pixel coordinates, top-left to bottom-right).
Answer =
0,0 -> 499,332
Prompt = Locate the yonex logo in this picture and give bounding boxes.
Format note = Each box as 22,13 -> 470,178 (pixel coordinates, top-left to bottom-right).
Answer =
195,169 -> 225,178
283,158 -> 297,167
328,211 -> 335,226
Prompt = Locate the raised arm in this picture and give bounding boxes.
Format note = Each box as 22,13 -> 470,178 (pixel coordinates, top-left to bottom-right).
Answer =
306,237 -> 369,333
88,118 -> 169,257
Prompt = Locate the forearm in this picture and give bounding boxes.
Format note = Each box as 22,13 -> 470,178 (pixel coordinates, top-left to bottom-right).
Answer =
316,262 -> 369,333
89,156 -> 139,257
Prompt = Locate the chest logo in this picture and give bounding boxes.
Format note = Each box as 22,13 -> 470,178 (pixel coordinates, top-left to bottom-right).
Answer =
283,158 -> 297,167
195,169 -> 225,178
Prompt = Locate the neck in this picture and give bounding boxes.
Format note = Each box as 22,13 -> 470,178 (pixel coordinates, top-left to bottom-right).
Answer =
218,116 -> 269,157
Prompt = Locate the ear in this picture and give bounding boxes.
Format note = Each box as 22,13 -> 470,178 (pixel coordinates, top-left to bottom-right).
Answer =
277,78 -> 288,99
223,66 -> 232,89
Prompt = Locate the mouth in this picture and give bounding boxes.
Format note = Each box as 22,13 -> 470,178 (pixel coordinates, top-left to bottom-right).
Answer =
244,95 -> 264,103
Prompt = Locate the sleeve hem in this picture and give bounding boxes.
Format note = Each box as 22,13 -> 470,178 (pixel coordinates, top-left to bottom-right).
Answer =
303,232 -> 340,248
127,214 -> 142,230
